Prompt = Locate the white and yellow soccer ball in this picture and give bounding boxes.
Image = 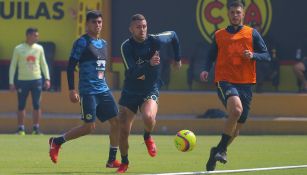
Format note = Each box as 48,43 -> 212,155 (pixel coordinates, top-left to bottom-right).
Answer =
174,130 -> 196,152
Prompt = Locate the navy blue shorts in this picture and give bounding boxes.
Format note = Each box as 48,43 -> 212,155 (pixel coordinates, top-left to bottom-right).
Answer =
80,91 -> 118,123
216,81 -> 253,123
16,79 -> 42,110
118,90 -> 159,114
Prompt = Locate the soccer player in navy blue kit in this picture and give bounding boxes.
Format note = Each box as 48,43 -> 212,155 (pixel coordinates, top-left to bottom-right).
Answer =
116,14 -> 182,173
48,11 -> 120,168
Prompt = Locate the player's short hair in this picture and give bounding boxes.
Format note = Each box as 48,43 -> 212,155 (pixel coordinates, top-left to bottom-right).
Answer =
86,10 -> 102,22
131,14 -> 146,22
228,0 -> 245,9
26,27 -> 38,36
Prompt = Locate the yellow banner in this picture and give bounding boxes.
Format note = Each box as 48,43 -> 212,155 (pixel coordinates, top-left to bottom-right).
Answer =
0,0 -> 106,61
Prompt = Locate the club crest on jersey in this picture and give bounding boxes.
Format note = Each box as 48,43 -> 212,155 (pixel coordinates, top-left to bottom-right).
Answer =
136,58 -> 145,65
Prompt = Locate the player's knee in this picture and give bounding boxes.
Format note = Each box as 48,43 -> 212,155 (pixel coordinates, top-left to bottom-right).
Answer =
109,117 -> 119,127
142,110 -> 156,121
230,107 -> 242,120
293,62 -> 304,73
143,115 -> 155,126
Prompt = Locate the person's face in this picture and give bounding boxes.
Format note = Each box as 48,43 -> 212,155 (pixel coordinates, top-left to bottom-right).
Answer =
27,32 -> 39,44
129,19 -> 147,42
87,17 -> 103,35
228,6 -> 244,26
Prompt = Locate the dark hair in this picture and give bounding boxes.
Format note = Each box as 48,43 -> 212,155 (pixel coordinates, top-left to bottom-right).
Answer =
227,0 -> 245,9
86,10 -> 102,22
26,27 -> 38,36
131,14 -> 146,22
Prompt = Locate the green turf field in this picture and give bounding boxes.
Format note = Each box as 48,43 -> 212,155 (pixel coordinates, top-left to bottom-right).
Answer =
0,134 -> 306,175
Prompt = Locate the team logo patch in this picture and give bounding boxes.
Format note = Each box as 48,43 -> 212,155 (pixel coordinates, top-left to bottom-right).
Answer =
144,95 -> 158,102
196,0 -> 272,43
136,58 -> 145,65
85,114 -> 93,120
225,90 -> 232,96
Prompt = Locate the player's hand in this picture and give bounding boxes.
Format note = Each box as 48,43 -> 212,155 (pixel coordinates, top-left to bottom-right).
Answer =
173,60 -> 182,70
44,79 -> 51,90
200,71 -> 209,82
69,90 -> 80,103
243,50 -> 253,59
150,51 -> 160,66
9,84 -> 16,92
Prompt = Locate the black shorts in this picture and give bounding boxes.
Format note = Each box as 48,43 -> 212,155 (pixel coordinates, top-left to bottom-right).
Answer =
16,79 -> 42,110
80,91 -> 118,123
216,81 -> 253,123
119,90 -> 159,114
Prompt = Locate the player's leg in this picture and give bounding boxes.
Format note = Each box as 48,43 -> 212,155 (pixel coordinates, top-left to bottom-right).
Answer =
206,82 -> 242,171
49,95 -> 97,163
31,79 -> 43,134
140,93 -> 159,157
219,95 -> 242,149
227,123 -> 243,146
227,86 -> 252,146
117,105 -> 135,173
293,61 -> 307,91
16,80 -> 30,135
106,117 -> 121,168
95,91 -> 121,168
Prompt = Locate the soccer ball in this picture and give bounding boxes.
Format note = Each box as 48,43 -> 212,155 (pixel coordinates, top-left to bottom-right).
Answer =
174,130 -> 196,152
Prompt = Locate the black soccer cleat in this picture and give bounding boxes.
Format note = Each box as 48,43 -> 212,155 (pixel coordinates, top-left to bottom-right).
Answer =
215,151 -> 227,164
206,147 -> 218,171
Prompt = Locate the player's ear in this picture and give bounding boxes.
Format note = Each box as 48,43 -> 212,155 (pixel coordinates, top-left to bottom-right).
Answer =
129,26 -> 133,33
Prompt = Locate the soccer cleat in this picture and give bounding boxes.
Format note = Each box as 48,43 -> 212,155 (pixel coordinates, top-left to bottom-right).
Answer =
16,130 -> 26,136
32,130 -> 43,135
106,159 -> 121,168
116,163 -> 128,173
215,151 -> 227,164
144,136 -> 157,157
206,147 -> 218,171
49,137 -> 61,163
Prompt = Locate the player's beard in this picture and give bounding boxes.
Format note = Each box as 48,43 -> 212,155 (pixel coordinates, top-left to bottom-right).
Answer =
230,18 -> 242,27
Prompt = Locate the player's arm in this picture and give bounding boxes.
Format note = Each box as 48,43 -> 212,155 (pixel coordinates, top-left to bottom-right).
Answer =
39,47 -> 51,89
154,31 -> 181,62
200,38 -> 218,81
121,41 -> 155,79
67,38 -> 86,103
250,29 -> 271,61
9,47 -> 18,91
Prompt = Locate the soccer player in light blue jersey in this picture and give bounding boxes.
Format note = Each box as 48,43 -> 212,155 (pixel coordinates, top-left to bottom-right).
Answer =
48,11 -> 120,169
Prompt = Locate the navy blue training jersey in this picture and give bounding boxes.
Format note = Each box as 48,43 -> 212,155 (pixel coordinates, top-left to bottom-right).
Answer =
67,34 -> 109,95
120,31 -> 181,95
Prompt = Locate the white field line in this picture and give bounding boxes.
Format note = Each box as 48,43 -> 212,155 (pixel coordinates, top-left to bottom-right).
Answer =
143,164 -> 307,175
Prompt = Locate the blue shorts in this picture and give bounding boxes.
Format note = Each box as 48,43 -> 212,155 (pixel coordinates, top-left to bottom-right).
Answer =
16,79 -> 42,110
216,81 -> 253,123
118,90 -> 159,114
80,91 -> 118,123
